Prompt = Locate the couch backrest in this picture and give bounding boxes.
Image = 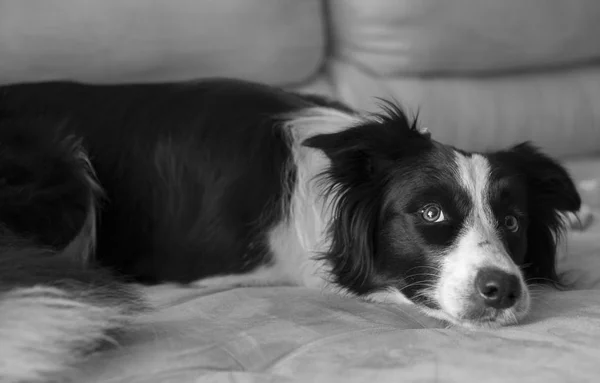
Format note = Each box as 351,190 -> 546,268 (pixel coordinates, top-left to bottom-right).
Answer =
329,0 -> 600,76
0,0 -> 325,86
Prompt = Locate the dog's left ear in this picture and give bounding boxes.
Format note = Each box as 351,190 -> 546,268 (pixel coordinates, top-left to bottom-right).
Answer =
498,142 -> 581,285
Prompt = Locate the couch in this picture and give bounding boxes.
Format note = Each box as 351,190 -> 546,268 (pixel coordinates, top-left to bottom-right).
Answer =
1,1 -> 599,381
2,0 -> 600,157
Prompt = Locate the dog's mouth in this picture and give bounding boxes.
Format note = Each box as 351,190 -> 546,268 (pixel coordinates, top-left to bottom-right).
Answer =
477,312 -> 500,323
459,308 -> 510,327
424,290 -> 532,328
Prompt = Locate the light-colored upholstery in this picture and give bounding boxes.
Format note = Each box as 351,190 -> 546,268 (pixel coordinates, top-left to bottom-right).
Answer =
321,0 -> 600,156
329,0 -> 600,75
2,0 -> 598,156
0,0 -> 324,85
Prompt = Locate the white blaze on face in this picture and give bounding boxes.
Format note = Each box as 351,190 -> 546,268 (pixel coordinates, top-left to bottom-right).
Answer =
429,152 -> 530,326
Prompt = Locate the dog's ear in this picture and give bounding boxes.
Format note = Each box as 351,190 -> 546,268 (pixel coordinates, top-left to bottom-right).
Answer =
303,128 -> 388,182
303,117 -> 432,183
499,142 -> 581,285
0,118 -> 99,249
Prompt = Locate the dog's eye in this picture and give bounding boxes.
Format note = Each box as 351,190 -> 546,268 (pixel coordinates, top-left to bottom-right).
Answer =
504,215 -> 519,232
420,204 -> 446,223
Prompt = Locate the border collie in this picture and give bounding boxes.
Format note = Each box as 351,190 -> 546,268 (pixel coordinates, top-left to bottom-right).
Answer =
0,79 -> 581,382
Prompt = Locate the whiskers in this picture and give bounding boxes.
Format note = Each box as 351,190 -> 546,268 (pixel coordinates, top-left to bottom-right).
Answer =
472,306 -> 519,328
398,265 -> 441,306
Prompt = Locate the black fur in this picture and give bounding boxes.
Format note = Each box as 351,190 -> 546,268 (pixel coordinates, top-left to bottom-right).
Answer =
0,118 -> 93,248
0,79 -> 316,283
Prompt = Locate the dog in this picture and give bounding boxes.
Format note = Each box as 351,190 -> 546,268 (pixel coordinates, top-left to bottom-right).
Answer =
0,78 -> 581,382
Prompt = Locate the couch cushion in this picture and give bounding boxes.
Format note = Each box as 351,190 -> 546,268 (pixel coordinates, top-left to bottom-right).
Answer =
0,0 -> 324,85
330,0 -> 600,76
329,60 -> 600,157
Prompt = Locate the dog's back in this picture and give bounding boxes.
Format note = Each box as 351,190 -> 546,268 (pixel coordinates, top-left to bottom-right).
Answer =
1,79 -> 313,284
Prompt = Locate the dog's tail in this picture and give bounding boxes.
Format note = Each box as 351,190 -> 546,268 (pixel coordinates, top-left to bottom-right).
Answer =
0,247 -> 145,383
0,116 -> 146,381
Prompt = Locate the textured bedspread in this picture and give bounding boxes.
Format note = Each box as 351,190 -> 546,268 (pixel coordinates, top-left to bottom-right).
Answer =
78,158 -> 600,383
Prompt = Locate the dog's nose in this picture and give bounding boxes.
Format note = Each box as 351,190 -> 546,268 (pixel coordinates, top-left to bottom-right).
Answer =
475,267 -> 521,309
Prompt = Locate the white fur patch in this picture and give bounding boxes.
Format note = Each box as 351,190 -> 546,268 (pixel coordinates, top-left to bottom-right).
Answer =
427,152 -> 530,326
269,107 -> 366,288
0,286 -> 134,383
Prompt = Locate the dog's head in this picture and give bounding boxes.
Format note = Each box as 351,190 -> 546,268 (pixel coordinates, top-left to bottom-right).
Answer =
304,105 -> 580,327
